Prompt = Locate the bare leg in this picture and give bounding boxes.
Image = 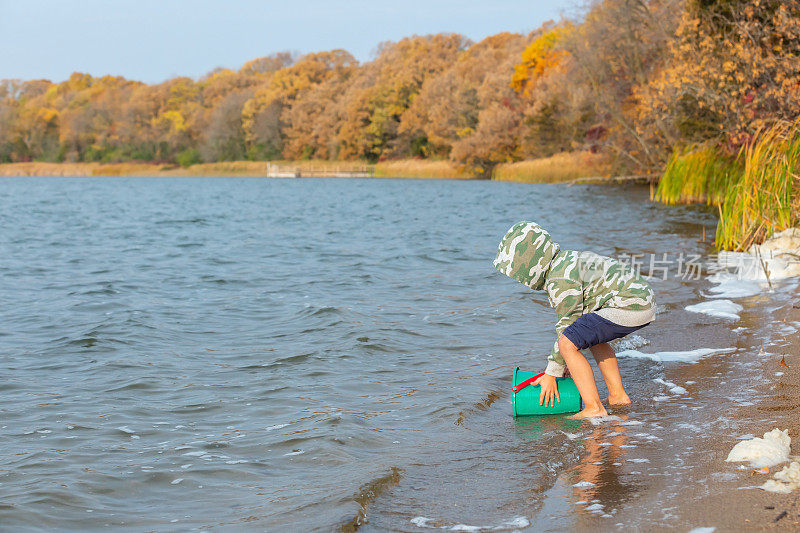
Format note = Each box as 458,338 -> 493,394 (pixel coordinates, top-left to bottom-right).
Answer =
589,343 -> 631,406
558,335 -> 608,419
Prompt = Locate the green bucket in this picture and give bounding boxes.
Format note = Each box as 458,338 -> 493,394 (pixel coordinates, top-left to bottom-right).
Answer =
512,367 -> 582,416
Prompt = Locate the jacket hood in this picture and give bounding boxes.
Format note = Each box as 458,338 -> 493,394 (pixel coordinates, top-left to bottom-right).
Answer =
493,221 -> 560,290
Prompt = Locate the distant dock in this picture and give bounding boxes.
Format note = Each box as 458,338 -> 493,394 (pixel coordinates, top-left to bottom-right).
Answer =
266,163 -> 374,178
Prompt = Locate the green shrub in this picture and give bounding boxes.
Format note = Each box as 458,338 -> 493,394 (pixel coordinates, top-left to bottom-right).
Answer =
176,148 -> 202,168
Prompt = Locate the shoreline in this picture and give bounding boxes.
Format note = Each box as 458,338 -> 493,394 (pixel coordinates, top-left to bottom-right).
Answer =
0,152 -> 620,183
526,277 -> 800,532
677,294 -> 800,530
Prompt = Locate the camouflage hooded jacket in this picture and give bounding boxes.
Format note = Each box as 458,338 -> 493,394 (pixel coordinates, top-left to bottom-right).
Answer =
493,221 -> 655,376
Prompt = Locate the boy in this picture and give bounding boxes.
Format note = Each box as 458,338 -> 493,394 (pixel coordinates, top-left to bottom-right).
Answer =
494,221 -> 656,419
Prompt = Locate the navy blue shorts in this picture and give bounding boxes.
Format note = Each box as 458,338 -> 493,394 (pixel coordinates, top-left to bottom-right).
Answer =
562,313 -> 650,350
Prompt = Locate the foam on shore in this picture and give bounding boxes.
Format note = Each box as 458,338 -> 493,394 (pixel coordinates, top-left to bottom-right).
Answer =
685,300 -> 743,320
410,516 -> 530,530
726,428 -> 790,468
653,378 -> 687,395
613,334 -> 650,351
719,228 -> 800,281
617,347 -> 735,363
706,275 -> 764,299
703,229 -> 800,302
762,461 -> 800,493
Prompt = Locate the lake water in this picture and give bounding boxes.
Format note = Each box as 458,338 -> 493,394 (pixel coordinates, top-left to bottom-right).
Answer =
0,177 -> 787,531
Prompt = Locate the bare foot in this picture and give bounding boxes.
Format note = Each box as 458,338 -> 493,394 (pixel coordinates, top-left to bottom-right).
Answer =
567,406 -> 608,419
607,393 -> 631,406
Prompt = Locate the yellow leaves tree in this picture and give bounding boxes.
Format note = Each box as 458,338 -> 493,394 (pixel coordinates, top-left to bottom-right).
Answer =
641,0 -> 800,152
2,2 -> 797,168
399,32 -> 528,158
241,50 -> 356,158
336,34 -> 469,160
510,24 -> 572,96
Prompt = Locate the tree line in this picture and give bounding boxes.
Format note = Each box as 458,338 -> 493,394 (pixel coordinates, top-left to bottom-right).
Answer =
1,0 -> 798,175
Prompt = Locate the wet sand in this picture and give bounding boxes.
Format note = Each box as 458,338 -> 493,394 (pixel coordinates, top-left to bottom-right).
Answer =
676,297 -> 800,531
511,278 -> 800,533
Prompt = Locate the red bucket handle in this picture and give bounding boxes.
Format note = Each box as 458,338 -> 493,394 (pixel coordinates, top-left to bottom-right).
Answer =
512,371 -> 545,393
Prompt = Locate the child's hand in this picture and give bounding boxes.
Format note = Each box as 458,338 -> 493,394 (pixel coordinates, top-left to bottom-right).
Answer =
533,374 -> 561,407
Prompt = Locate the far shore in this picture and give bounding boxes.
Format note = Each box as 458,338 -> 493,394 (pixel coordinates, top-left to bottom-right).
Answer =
0,151 -> 648,184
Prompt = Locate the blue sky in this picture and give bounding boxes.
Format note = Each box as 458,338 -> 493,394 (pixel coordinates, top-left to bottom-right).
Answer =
0,0 -> 573,83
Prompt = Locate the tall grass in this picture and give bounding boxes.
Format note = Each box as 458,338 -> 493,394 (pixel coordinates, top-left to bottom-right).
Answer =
653,146 -> 740,205
716,126 -> 800,251
493,151 -> 610,183
652,123 -> 800,250
373,159 -> 474,179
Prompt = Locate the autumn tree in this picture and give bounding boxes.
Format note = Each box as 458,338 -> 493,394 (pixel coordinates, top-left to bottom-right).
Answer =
450,102 -> 524,175
200,89 -> 253,161
336,34 -> 469,161
281,63 -> 357,160
399,32 -> 529,158
6,79 -> 59,161
557,0 -> 682,170
2,4 -> 796,171
640,0 -> 800,151
239,52 -> 294,76
241,49 -> 356,159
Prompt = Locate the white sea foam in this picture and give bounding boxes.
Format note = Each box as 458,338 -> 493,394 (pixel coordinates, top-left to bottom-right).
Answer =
706,274 -> 763,298
284,450 -> 304,456
685,300 -> 743,320
181,451 -> 207,457
614,334 -> 650,351
701,230 -> 800,305
267,423 -> 289,431
688,527 -> 716,533
409,516 -> 530,530
762,461 -> 800,493
500,517 -> 530,528
573,481 -> 595,488
617,347 -> 735,363
653,378 -> 688,395
721,229 -> 800,280
585,503 -> 604,512
588,415 -> 623,426
726,428 -> 790,468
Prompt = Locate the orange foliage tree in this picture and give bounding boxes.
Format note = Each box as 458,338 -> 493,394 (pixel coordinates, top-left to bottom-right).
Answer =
640,0 -> 800,152
1,1 -> 798,174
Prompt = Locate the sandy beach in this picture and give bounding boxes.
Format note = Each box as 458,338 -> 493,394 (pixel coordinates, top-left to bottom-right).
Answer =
677,298 -> 800,531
